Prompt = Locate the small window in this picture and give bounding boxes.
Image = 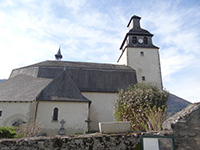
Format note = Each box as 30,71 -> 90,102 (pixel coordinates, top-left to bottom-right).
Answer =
0,110 -> 2,117
132,36 -> 137,44
144,37 -> 148,44
140,51 -> 144,56
52,107 -> 59,121
142,76 -> 145,81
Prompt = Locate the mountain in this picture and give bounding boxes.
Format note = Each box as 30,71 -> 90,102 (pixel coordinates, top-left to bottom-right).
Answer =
0,79 -> 6,83
167,93 -> 191,117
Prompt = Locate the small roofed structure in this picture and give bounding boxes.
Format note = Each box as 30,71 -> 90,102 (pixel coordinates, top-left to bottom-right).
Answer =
55,47 -> 63,61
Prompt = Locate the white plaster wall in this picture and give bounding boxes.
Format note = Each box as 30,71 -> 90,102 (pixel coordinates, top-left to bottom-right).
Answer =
36,101 -> 89,135
0,102 -> 32,126
82,92 -> 118,131
118,47 -> 162,89
118,49 -> 127,65
127,47 -> 162,89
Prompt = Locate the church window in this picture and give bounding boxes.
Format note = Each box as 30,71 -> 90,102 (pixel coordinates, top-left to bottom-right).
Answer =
140,51 -> 144,56
0,110 -> 2,117
52,107 -> 59,121
132,36 -> 137,44
144,37 -> 148,44
142,76 -> 145,81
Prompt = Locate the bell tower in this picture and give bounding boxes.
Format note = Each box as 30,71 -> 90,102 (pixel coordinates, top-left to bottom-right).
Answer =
118,15 -> 163,89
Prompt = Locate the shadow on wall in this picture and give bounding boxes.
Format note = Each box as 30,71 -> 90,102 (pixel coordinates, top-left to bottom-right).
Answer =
3,114 -> 27,127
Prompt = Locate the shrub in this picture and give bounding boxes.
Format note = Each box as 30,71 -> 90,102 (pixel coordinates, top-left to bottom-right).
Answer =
0,127 -> 17,138
114,83 -> 168,131
16,122 -> 42,137
131,104 -> 166,131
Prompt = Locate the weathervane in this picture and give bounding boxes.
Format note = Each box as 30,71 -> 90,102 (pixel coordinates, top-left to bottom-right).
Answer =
55,47 -> 63,61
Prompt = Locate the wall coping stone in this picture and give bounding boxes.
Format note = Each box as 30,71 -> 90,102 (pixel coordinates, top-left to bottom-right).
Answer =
99,121 -> 131,134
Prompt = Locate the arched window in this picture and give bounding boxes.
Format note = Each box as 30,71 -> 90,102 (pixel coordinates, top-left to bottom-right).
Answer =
53,107 -> 59,121
132,36 -> 137,44
144,37 -> 148,44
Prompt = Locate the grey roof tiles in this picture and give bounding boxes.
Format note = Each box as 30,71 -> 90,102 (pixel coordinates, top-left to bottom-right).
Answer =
0,60 -> 137,102
0,74 -> 52,101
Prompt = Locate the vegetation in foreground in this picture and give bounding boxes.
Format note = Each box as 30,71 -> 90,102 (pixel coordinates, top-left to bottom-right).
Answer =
0,123 -> 41,138
114,83 -> 169,131
0,127 -> 18,138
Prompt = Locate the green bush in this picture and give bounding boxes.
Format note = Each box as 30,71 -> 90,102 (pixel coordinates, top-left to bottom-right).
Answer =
0,127 -> 17,138
131,104 -> 166,131
114,83 -> 169,131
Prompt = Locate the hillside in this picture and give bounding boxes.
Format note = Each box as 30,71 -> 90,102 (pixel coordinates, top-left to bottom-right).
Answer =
167,93 -> 191,116
0,79 -> 6,83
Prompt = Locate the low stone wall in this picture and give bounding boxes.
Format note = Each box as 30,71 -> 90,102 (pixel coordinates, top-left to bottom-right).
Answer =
0,133 -> 141,150
163,102 -> 200,150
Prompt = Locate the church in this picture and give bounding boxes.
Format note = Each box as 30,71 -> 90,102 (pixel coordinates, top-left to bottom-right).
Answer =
0,15 -> 162,135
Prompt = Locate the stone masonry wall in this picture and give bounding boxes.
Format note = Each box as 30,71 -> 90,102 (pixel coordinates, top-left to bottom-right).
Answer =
163,102 -> 200,150
0,133 -> 141,150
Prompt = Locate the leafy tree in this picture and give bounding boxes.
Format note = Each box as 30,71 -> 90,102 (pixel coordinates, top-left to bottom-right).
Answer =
114,83 -> 169,131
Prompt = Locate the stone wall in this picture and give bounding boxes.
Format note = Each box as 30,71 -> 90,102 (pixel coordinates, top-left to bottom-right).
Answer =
0,133 -> 141,150
163,102 -> 200,150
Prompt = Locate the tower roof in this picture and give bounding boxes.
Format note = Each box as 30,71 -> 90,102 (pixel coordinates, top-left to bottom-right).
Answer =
127,15 -> 153,36
119,15 -> 158,50
127,15 -> 141,28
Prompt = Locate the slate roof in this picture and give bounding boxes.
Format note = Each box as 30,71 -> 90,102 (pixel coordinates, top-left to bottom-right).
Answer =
10,60 -> 137,92
0,60 -> 137,102
119,15 -> 159,50
127,15 -> 153,36
20,60 -> 134,71
0,74 -> 52,102
38,70 -> 90,103
119,31 -> 158,50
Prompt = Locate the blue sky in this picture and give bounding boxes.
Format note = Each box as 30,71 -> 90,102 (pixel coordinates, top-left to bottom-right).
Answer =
0,0 -> 200,103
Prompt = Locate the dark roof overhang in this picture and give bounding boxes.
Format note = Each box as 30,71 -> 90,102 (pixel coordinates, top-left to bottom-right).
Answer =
120,31 -> 157,50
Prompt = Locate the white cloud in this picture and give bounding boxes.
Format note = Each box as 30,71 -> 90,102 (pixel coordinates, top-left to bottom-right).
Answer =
139,0 -> 200,81
165,74 -> 200,103
0,0 -> 199,103
62,0 -> 86,13
161,48 -> 194,82
0,0 -> 14,7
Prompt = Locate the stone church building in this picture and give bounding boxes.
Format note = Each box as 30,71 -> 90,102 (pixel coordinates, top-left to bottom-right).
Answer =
0,15 -> 162,135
